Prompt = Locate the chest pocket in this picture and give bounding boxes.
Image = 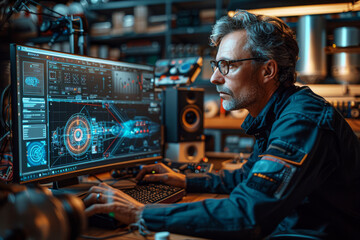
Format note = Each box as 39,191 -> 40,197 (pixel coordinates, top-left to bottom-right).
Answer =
260,139 -> 308,166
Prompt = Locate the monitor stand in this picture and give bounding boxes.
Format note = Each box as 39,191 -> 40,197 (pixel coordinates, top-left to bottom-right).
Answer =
52,177 -> 80,189
51,177 -> 93,197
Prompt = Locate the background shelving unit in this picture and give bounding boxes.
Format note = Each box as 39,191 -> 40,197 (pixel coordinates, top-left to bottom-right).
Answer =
85,0 -> 228,59
0,0 -> 359,153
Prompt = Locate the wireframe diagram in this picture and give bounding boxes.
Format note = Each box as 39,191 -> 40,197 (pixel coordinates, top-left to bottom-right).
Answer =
48,101 -> 161,168
23,61 -> 44,96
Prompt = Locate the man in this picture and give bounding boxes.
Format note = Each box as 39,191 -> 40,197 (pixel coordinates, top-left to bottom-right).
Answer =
84,10 -> 360,239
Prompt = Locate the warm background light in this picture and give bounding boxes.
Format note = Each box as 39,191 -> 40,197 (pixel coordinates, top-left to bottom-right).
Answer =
228,2 -> 360,17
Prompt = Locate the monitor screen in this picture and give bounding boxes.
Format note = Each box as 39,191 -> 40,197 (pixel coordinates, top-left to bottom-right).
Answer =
10,45 -> 163,184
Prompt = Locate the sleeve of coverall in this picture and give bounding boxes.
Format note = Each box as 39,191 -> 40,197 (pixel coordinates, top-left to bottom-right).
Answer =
141,112 -> 340,239
184,158 -> 254,194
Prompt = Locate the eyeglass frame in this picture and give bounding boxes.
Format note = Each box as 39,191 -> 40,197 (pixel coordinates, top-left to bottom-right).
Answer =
210,58 -> 266,76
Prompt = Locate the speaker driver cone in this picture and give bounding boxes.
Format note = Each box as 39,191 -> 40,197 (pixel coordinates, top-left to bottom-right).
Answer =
181,105 -> 201,133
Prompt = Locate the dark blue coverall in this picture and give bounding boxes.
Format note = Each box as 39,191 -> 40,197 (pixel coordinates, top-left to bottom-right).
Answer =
142,85 -> 360,239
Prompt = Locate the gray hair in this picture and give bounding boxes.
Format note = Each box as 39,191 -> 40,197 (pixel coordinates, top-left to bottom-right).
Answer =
210,10 -> 298,85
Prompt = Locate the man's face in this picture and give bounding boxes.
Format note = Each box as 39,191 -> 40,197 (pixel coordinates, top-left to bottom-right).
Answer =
210,30 -> 264,114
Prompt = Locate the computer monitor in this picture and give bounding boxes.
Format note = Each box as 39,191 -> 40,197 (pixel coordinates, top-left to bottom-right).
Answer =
10,44 -> 163,184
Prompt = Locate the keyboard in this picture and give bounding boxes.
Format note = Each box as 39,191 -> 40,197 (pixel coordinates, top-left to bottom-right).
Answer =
122,182 -> 185,204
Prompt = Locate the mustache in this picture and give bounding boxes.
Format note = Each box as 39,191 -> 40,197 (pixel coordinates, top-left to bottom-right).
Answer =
216,86 -> 233,96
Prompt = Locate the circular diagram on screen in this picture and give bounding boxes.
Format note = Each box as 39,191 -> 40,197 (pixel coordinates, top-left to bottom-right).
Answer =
26,141 -> 46,166
64,113 -> 92,157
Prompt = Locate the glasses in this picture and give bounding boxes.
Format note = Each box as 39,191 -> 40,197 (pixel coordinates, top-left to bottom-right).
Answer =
210,58 -> 265,76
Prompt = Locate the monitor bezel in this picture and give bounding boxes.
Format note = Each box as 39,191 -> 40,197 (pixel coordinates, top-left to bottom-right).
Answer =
10,44 -> 163,185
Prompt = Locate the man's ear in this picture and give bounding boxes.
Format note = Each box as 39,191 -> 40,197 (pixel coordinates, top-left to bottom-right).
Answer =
261,59 -> 278,83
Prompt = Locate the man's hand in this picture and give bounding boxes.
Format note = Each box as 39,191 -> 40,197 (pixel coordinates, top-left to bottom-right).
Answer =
136,163 -> 186,188
83,182 -> 144,225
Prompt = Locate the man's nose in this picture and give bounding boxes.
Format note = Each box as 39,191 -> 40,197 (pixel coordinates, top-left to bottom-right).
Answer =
210,68 -> 225,85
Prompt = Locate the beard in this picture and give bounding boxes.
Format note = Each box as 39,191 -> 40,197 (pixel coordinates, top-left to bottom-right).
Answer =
217,82 -> 261,112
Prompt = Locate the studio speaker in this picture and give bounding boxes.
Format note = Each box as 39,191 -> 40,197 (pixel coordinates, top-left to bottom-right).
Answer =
164,87 -> 204,142
165,141 -> 205,163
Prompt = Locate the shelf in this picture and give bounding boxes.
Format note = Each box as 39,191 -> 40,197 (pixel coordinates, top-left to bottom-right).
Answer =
283,16 -> 360,29
325,46 -> 360,54
85,0 -> 360,61
84,0 -> 225,57
204,117 -> 244,129
347,119 -> 360,133
204,117 -> 360,133
90,31 -> 166,44
87,0 -> 215,12
89,24 -> 214,45
172,25 -> 213,35
87,0 -> 166,12
327,16 -> 360,29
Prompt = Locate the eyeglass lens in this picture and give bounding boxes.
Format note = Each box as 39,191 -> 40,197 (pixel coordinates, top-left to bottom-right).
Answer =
218,60 -> 228,75
211,60 -> 229,75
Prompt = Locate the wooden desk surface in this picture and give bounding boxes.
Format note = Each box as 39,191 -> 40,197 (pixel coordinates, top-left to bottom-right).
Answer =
79,193 -> 228,240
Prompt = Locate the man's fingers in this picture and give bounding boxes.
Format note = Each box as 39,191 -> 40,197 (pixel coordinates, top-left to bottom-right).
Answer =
83,191 -> 108,206
84,202 -> 118,217
136,164 -> 157,180
88,184 -> 111,193
93,183 -> 139,203
136,163 -> 170,181
142,173 -> 168,182
97,182 -> 116,191
83,184 -> 119,205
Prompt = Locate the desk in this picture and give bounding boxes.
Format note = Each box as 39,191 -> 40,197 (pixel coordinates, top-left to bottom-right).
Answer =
80,193 -> 228,240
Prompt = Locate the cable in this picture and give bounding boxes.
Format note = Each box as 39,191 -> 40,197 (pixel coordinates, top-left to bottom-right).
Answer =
28,0 -> 65,17
0,160 -> 12,181
21,8 -> 61,19
129,218 -> 152,237
0,131 -> 10,142
0,90 -> 11,182
89,174 -> 103,183
0,152 -> 12,182
4,104 -> 10,129
0,84 -> 10,130
5,82 -> 11,155
0,0 -> 8,26
0,0 -> 11,30
0,132 -> 10,163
